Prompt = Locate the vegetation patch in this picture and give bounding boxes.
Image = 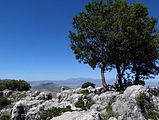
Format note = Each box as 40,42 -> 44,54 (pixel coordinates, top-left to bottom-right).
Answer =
79,89 -> 90,95
0,112 -> 11,120
75,99 -> 85,110
0,79 -> 31,91
103,104 -> 118,120
81,82 -> 95,88
136,93 -> 159,120
86,99 -> 95,109
94,88 -> 103,95
40,106 -> 72,120
75,98 -> 95,110
0,97 -> 11,110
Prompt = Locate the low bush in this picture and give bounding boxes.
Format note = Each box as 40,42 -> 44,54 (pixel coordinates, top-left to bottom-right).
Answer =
94,88 -> 103,95
103,104 -> 118,120
136,93 -> 159,120
86,99 -> 95,109
0,97 -> 11,109
133,79 -> 145,86
40,106 -> 72,120
81,82 -> 95,88
75,98 -> 95,110
0,112 -> 11,120
79,89 -> 89,95
75,99 -> 85,110
0,79 -> 31,91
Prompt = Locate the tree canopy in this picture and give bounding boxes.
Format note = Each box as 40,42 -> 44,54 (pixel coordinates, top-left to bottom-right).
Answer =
69,0 -> 159,90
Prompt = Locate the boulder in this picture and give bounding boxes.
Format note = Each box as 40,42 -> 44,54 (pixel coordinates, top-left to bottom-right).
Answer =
11,100 -> 43,120
152,96 -> 159,111
109,117 -> 118,120
112,85 -> 147,120
26,107 -> 41,120
91,91 -> 119,111
3,89 -> 12,97
35,91 -> 52,100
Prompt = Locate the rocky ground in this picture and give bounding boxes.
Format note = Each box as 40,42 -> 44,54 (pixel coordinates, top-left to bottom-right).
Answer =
1,85 -> 159,120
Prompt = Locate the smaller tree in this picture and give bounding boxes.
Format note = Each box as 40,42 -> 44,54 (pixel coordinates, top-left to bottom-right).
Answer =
69,0 -> 113,89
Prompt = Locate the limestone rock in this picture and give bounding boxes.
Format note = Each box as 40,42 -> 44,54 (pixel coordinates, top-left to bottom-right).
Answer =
35,91 -> 52,100
91,91 -> 119,111
26,107 -> 40,120
51,110 -> 102,120
11,100 -> 43,120
112,85 -> 146,120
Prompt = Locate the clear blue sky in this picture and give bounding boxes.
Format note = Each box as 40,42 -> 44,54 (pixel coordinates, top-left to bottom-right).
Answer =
0,0 -> 158,81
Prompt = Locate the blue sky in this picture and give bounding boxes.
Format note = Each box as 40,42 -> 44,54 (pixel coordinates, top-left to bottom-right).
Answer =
0,0 -> 158,81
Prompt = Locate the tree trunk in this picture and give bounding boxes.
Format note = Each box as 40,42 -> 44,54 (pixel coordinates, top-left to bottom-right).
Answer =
116,65 -> 123,91
134,71 -> 140,85
101,66 -> 107,90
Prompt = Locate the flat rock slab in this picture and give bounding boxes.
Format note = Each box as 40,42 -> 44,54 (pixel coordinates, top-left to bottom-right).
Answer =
51,110 -> 102,120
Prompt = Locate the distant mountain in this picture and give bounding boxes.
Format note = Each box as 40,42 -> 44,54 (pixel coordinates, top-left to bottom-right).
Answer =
32,82 -> 70,92
29,78 -> 115,89
28,80 -> 53,87
53,77 -> 115,88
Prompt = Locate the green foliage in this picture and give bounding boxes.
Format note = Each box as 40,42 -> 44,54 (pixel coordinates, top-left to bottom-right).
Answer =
40,106 -> 72,120
136,93 -> 159,120
69,0 -> 112,88
0,97 -> 11,110
75,99 -> 85,110
69,0 -> 159,90
75,98 -> 95,110
133,79 -> 145,86
94,88 -> 103,95
79,89 -> 89,95
81,82 -> 95,88
0,112 -> 11,120
86,99 -> 95,109
103,104 -> 119,120
0,79 -> 31,91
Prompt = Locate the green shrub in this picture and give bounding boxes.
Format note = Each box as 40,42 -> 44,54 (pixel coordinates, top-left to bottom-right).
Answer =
94,88 -> 103,95
75,98 -> 95,110
75,99 -> 85,110
136,93 -> 159,120
81,82 -> 95,88
86,99 -> 95,109
0,112 -> 11,120
0,79 -> 31,91
79,89 -> 89,95
46,94 -> 52,100
40,106 -> 72,120
0,97 -> 11,109
133,79 -> 145,86
103,104 -> 118,120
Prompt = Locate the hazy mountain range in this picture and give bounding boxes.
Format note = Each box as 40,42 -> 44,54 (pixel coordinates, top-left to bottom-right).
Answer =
29,77 -> 115,88
28,77 -> 159,92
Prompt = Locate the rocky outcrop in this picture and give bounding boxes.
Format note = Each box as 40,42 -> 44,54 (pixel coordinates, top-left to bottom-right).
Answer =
51,110 -> 102,120
112,85 -> 147,120
0,89 -> 12,97
11,100 -> 43,120
25,107 -> 40,120
35,91 -> 52,100
10,85 -> 159,120
91,91 -> 120,111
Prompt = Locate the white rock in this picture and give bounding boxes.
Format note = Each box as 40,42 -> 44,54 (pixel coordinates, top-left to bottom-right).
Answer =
91,91 -> 119,111
109,117 -> 118,120
51,110 -> 102,120
112,85 -> 146,120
